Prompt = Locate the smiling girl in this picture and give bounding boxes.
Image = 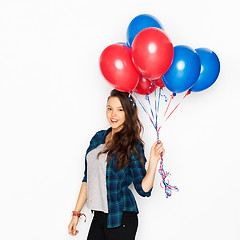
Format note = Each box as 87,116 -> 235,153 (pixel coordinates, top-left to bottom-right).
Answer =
68,89 -> 165,240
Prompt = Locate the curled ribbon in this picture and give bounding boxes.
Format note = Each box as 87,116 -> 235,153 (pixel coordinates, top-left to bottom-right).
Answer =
128,91 -> 135,107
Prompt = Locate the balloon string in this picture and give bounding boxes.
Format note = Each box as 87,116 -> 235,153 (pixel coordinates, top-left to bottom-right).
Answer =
159,153 -> 179,198
157,87 -> 161,114
128,91 -> 135,107
155,86 -> 163,131
161,93 -> 168,102
145,81 -> 155,121
157,91 -> 175,133
153,80 -> 161,131
163,92 -> 175,118
133,87 -> 180,198
154,81 -> 157,129
147,81 -> 161,139
132,92 -> 156,129
164,90 -> 191,122
157,90 -> 191,132
155,88 -> 161,138
145,85 -> 177,197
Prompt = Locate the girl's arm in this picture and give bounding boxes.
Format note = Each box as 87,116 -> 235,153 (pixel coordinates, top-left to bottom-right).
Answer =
73,182 -> 87,211
142,140 -> 165,192
68,182 -> 87,236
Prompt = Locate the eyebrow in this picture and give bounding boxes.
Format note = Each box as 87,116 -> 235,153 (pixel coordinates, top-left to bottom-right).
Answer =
107,105 -> 123,108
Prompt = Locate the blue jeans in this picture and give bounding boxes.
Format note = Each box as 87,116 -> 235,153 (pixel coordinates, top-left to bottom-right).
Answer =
87,211 -> 138,240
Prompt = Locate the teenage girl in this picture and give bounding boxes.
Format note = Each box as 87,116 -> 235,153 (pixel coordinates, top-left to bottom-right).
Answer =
68,89 -> 165,240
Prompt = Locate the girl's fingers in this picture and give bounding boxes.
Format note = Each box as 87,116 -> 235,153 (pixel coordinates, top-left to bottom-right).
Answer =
73,226 -> 77,235
69,224 -> 77,236
152,142 -> 160,150
157,147 -> 165,154
156,144 -> 163,151
68,225 -> 73,235
151,142 -> 157,149
152,141 -> 164,154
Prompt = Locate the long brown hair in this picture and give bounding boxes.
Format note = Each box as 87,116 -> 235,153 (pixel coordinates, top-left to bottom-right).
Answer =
97,89 -> 145,171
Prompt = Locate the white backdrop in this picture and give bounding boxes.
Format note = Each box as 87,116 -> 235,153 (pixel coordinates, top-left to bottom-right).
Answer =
0,0 -> 239,239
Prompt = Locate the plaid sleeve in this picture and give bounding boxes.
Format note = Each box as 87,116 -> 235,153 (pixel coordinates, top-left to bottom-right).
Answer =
129,142 -> 153,197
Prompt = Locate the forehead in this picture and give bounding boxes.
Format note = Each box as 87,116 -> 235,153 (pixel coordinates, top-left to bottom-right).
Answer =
107,97 -> 122,107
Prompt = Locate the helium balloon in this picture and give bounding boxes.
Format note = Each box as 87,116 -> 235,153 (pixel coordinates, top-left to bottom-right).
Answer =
190,48 -> 220,92
134,76 -> 157,95
99,44 -> 140,92
127,14 -> 164,47
131,27 -> 173,80
162,45 -> 201,93
151,77 -> 165,88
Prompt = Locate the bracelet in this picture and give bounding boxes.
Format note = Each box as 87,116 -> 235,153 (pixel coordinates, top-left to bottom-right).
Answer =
72,211 -> 87,222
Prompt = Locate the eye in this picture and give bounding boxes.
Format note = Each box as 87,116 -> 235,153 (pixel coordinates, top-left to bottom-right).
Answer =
118,109 -> 123,111
107,107 -> 112,110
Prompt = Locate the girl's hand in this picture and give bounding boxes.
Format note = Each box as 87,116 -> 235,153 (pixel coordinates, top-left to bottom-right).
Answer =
68,216 -> 79,236
150,140 -> 165,163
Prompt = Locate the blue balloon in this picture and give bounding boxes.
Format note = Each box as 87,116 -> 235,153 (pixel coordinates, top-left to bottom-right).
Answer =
162,45 -> 201,93
126,14 -> 164,47
190,48 -> 220,92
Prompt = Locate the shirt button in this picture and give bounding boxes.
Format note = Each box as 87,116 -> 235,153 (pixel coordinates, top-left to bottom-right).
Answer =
123,224 -> 126,228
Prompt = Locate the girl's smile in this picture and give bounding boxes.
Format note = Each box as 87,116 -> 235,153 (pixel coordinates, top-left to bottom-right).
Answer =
106,97 -> 125,130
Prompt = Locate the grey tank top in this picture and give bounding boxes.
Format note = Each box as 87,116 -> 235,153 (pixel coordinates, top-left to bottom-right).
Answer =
86,143 -> 108,213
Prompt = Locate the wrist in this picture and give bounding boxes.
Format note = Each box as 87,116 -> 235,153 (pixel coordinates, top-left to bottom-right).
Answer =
149,157 -> 159,165
72,211 -> 87,222
147,160 -> 158,174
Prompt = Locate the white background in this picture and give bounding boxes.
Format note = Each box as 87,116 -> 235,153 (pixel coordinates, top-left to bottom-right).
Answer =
0,0 -> 239,239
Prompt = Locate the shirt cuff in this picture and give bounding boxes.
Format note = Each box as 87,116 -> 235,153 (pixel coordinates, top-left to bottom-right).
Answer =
137,182 -> 153,197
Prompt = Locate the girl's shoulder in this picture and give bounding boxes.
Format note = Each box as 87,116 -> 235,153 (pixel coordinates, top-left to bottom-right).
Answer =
94,129 -> 106,137
90,128 -> 110,143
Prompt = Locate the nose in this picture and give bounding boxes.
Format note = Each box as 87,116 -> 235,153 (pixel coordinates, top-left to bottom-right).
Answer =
111,109 -> 117,117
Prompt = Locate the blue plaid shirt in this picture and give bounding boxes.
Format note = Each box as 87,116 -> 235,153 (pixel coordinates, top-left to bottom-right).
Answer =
82,127 -> 153,228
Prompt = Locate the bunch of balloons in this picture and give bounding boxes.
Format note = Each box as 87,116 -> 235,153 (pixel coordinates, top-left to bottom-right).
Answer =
100,14 -> 220,94
99,14 -> 220,197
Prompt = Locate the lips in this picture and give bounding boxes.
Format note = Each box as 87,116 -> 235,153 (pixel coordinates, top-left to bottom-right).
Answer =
111,119 -> 119,123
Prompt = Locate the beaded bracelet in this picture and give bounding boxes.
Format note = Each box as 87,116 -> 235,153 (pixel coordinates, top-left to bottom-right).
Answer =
72,211 -> 87,222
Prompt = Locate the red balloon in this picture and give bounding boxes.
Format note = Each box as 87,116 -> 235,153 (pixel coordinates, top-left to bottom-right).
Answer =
134,76 -> 157,95
151,77 -> 165,88
131,27 -> 174,79
99,44 -> 140,92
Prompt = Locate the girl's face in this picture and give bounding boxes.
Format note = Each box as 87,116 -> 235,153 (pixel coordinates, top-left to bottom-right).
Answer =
106,97 -> 126,131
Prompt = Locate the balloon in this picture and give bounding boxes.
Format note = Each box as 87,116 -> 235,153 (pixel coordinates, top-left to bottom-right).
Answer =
190,48 -> 220,92
151,77 -> 165,88
134,76 -> 157,95
99,44 -> 140,92
162,45 -> 201,93
131,27 -> 174,80
127,14 -> 164,47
